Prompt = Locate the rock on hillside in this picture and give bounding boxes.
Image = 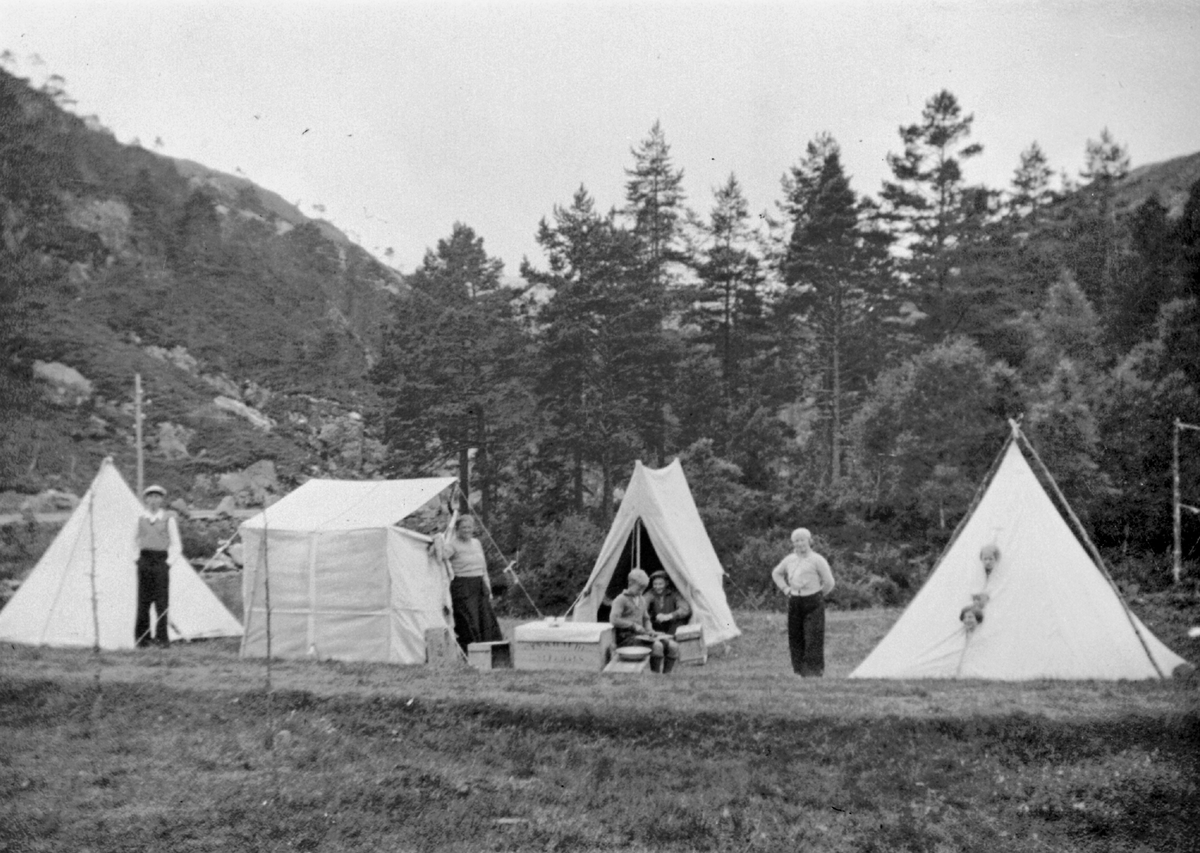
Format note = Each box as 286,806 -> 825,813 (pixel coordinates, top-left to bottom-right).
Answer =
0,67 -> 400,501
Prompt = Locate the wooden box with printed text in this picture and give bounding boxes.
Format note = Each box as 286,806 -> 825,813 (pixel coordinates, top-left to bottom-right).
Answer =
513,620 -> 615,672
676,624 -> 707,665
468,640 -> 513,671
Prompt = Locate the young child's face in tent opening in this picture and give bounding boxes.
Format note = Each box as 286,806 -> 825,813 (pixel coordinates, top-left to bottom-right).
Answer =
980,549 -> 999,576
652,577 -> 667,595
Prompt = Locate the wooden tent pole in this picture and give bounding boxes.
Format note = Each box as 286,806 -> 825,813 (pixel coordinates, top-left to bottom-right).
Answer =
134,374 -> 144,497
1014,424 -> 1166,679
1175,419 -> 1183,585
87,483 -> 101,653
1174,419 -> 1200,585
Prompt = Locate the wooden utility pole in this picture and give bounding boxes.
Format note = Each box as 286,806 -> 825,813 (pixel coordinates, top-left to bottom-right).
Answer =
134,374 -> 144,496
1174,419 -> 1200,585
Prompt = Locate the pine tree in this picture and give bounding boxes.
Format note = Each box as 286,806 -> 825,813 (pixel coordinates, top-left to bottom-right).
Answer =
373,223 -> 529,520
1008,142 -> 1056,225
879,90 -> 984,339
1109,195 -> 1181,349
687,173 -> 771,403
1176,178 -> 1200,301
781,135 -> 896,485
521,187 -> 673,521
624,120 -> 687,289
1069,128 -> 1131,306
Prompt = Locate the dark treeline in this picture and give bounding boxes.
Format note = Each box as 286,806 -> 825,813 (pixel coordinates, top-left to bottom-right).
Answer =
374,93 -> 1200,611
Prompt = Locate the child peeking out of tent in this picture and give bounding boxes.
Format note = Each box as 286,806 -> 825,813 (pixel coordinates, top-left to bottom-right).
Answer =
979,543 -> 1000,577
959,602 -> 985,632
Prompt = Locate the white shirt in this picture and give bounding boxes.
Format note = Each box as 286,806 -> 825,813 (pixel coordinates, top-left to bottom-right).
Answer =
772,551 -> 836,597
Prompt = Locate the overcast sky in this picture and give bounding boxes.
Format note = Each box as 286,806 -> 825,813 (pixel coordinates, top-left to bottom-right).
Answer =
3,1 -> 1199,274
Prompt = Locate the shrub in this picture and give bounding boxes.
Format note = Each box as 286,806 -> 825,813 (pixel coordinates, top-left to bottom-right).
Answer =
1108,550 -> 1183,595
726,531 -> 789,610
500,514 -> 605,617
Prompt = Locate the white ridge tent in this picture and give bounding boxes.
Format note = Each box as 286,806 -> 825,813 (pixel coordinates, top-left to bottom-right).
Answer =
851,426 -> 1188,680
0,458 -> 243,650
238,476 -> 457,664
569,459 -> 741,645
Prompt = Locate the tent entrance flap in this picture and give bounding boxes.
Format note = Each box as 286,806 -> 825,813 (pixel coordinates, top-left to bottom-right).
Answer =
598,520 -> 665,621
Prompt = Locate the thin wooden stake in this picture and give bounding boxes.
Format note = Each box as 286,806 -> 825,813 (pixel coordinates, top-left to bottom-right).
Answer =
134,374 -> 144,497
87,480 -> 103,719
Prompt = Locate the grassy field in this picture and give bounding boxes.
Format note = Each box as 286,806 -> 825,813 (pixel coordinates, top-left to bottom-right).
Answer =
2,603 -> 1197,852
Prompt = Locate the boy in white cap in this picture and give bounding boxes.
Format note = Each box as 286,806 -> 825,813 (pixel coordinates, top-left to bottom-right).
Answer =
135,484 -> 181,647
608,568 -> 679,673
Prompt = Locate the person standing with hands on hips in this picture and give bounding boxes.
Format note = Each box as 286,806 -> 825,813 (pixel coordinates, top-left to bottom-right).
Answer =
135,484 -> 182,648
771,528 -> 836,676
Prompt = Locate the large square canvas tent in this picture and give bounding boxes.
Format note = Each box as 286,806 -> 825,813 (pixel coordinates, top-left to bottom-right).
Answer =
238,476 -> 457,664
569,459 -> 741,645
850,426 -> 1188,681
0,458 -> 243,650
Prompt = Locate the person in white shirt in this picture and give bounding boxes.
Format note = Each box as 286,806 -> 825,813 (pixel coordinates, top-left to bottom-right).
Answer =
135,484 -> 182,648
771,527 -> 836,676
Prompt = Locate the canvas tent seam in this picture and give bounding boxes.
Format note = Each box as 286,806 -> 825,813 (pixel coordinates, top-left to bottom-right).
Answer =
40,489 -> 94,646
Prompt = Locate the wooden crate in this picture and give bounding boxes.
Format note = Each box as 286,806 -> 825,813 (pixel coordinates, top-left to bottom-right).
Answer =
603,656 -> 650,674
676,624 -> 707,665
425,626 -> 459,666
513,620 -> 615,672
468,640 -> 512,671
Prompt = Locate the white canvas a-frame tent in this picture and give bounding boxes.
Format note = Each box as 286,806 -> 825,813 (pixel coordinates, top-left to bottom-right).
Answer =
0,457 -> 243,650
238,476 -> 458,664
851,424 -> 1189,680
569,459 -> 741,645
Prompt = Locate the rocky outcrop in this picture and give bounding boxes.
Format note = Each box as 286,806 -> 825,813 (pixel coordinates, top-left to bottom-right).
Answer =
213,396 -> 274,431
156,422 -> 195,460
32,361 -> 93,406
19,489 -> 80,513
217,460 -> 279,505
145,344 -> 200,374
65,196 -> 131,254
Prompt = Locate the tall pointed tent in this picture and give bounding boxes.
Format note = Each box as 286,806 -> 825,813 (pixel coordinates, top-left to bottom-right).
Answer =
569,460 -> 741,645
0,458 -> 243,650
851,429 -> 1188,680
238,477 -> 458,664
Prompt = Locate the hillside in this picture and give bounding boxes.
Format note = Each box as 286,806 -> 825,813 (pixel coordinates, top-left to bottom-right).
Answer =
2,62 -> 1198,565
0,67 -> 404,507
1114,150 -> 1200,217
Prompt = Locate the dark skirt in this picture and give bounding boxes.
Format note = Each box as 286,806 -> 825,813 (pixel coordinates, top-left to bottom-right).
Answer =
450,576 -> 504,652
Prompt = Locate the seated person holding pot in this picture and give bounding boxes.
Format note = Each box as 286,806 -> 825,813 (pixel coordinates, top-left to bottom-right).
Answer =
646,570 -> 691,636
609,568 -> 680,674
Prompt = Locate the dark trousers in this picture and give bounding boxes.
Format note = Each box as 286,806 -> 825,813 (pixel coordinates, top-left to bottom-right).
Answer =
450,576 -> 503,652
136,550 -> 170,647
787,592 -> 825,676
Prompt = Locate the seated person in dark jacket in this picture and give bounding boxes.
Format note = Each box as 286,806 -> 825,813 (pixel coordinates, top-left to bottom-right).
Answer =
608,569 -> 680,674
646,570 -> 691,636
